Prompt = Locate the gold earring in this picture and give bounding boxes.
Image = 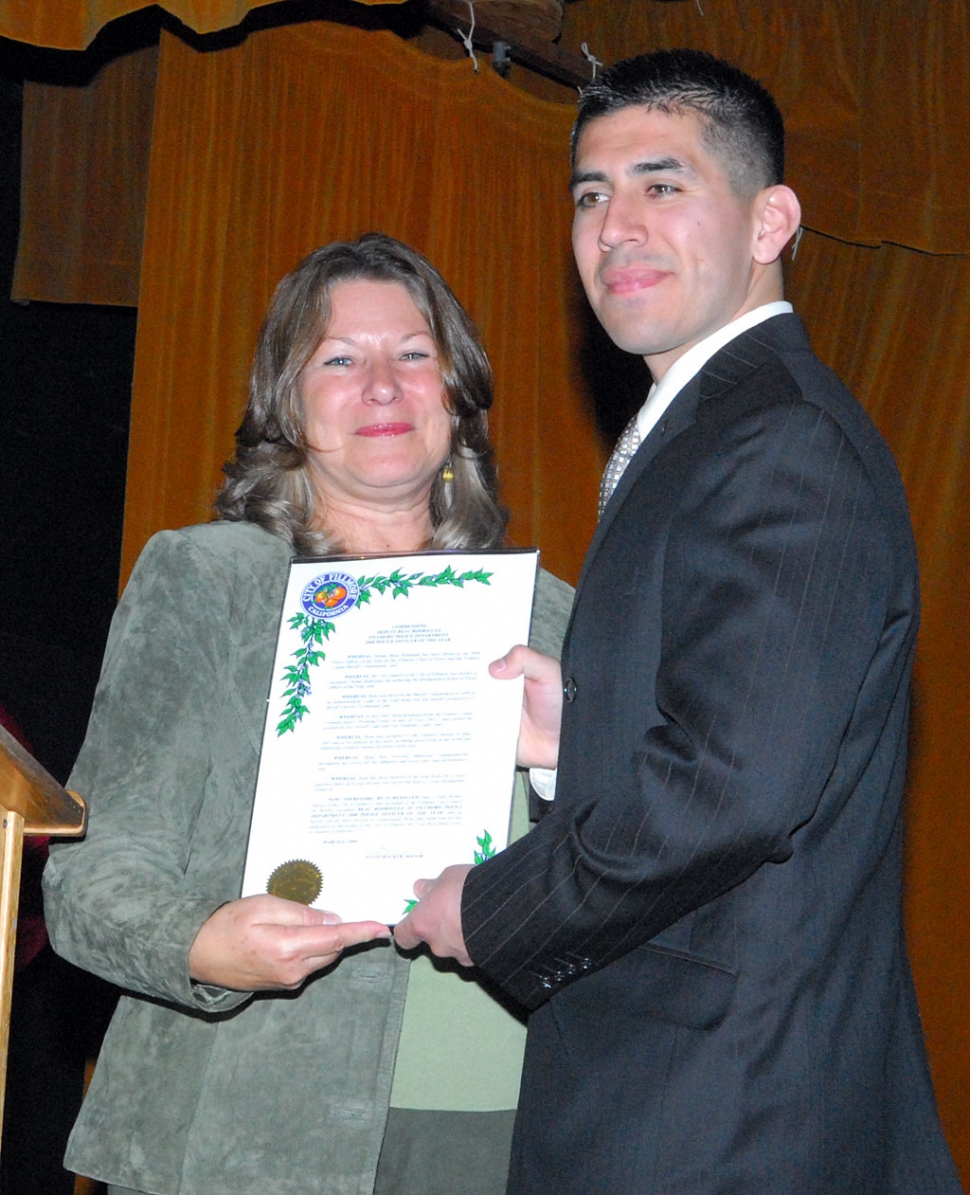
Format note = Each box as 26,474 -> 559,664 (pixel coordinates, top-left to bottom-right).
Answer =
441,461 -> 455,483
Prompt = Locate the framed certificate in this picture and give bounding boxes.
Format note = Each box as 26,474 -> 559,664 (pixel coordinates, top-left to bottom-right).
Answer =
241,548 -> 538,923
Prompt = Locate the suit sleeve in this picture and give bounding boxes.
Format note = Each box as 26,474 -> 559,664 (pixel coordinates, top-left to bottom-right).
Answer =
462,381 -> 914,1009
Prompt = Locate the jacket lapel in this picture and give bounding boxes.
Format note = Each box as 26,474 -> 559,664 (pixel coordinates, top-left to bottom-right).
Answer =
571,314 -> 810,611
571,376 -> 701,608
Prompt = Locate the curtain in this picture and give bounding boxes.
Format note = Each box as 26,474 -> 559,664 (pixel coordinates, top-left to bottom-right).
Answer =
121,21 -> 970,1180
122,20 -> 602,589
13,44 -> 156,306
17,0 -> 970,305
787,232 -> 970,1167
564,0 -> 970,255
8,0 -> 970,1182
0,0 -> 401,50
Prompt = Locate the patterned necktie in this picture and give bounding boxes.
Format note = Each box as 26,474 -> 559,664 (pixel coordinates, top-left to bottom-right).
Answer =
598,413 -> 641,518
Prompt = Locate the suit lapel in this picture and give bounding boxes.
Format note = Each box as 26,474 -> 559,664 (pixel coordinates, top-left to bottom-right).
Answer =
577,375 -> 701,592
570,315 -> 810,614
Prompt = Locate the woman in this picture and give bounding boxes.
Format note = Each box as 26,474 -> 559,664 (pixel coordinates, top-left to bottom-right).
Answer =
43,234 -> 573,1195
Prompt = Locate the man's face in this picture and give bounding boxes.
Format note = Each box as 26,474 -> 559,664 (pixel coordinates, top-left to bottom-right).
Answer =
571,105 -> 766,379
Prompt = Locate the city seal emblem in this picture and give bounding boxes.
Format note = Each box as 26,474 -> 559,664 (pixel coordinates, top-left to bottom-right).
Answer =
267,859 -> 324,905
301,571 -> 358,620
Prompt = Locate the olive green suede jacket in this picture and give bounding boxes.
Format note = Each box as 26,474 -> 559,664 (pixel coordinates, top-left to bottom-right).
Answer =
44,521 -> 573,1195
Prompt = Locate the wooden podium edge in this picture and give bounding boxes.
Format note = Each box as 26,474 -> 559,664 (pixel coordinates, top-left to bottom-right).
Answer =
0,724 -> 88,1160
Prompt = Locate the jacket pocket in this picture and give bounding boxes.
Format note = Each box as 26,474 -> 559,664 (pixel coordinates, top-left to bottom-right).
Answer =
628,941 -> 737,1030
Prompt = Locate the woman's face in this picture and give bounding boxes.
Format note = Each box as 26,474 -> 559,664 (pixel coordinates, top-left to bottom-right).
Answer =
299,278 -> 453,516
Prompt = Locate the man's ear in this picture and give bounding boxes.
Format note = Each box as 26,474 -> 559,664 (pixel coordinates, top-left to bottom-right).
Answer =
752,185 -> 802,264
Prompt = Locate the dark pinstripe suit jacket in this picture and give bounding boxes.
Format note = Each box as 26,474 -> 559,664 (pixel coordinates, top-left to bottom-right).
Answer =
462,316 -> 961,1192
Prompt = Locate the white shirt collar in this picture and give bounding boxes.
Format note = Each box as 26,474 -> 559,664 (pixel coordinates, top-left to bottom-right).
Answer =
636,301 -> 793,442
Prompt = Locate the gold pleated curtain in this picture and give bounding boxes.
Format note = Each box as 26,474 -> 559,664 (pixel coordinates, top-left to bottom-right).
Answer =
6,1 -> 970,1185
123,23 -> 970,1179
787,234 -> 970,1177
125,25 -> 970,1178
572,0 -> 970,255
14,44 -> 157,306
124,21 -> 601,586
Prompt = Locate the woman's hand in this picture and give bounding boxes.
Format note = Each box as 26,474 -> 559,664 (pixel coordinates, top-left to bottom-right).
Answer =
489,645 -> 563,769
188,894 -> 390,991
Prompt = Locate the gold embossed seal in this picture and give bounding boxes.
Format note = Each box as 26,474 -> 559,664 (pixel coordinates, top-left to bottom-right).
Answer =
266,859 -> 323,905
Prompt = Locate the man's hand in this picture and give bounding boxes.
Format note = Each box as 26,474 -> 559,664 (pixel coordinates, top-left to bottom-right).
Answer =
188,894 -> 390,991
393,864 -> 474,965
489,645 -> 563,769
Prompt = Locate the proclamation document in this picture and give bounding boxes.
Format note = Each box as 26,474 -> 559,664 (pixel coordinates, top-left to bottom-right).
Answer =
242,549 -> 538,924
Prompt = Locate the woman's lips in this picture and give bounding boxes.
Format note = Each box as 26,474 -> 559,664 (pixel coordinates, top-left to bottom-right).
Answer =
355,422 -> 414,437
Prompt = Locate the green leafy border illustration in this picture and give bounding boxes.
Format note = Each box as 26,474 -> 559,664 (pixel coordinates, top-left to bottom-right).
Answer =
402,829 -> 497,915
276,564 -> 493,735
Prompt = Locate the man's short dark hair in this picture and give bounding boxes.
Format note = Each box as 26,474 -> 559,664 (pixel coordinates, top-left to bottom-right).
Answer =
572,49 -> 785,196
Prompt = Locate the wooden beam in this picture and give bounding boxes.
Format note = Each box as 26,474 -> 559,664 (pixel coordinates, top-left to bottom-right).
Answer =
0,805 -> 25,1152
422,0 -> 596,88
0,723 -> 86,836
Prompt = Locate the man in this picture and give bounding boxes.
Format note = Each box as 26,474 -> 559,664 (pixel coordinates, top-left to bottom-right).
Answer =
396,50 -> 961,1192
